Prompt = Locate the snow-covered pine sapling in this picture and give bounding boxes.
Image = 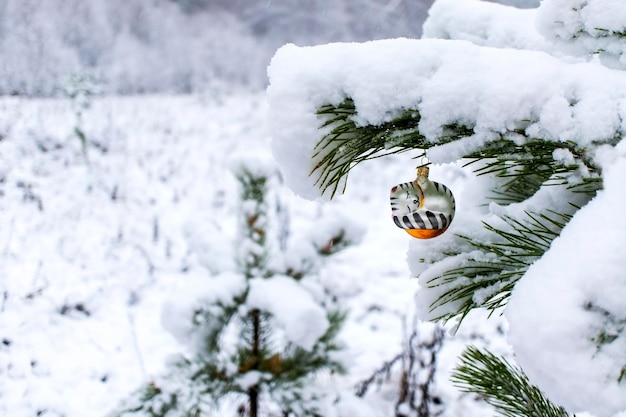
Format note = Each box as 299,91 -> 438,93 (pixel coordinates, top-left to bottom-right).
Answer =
65,72 -> 99,159
110,154 -> 364,417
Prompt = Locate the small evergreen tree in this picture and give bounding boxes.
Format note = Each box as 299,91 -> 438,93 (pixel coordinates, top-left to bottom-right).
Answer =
65,72 -> 100,158
109,155 -> 364,417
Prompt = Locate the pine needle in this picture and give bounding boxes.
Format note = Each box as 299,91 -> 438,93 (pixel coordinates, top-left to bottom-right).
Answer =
452,347 -> 570,417
463,139 -> 601,203
313,99 -> 471,198
314,99 -> 603,325
426,211 -> 569,323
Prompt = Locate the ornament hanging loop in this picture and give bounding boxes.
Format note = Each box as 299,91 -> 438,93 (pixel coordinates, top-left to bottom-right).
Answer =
418,152 -> 430,168
416,151 -> 430,182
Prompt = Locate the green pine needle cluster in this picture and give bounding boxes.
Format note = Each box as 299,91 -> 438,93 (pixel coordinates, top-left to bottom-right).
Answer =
427,210 -> 570,323
451,347 -> 570,417
463,138 -> 600,203
314,99 -> 472,197
314,100 -> 603,326
313,100 -> 601,200
312,99 -> 611,415
235,168 -> 272,278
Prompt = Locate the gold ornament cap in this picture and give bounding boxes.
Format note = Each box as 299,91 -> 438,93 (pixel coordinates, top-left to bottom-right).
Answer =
417,165 -> 429,179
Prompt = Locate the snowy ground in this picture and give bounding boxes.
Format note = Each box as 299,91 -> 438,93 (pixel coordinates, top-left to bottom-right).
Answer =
0,92 -> 506,417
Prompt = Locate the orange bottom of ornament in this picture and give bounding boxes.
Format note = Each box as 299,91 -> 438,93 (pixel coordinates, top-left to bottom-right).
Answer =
405,228 -> 448,239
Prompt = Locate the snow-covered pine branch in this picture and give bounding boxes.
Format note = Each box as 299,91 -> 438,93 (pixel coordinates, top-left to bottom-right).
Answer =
451,346 -> 569,417
268,37 -> 622,199
267,0 -> 626,415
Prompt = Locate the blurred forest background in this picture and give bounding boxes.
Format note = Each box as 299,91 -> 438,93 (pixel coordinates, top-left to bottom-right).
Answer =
0,0 -> 538,97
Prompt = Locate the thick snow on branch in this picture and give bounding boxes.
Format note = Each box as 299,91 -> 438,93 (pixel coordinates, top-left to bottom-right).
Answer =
266,1 -> 626,414
161,272 -> 247,353
423,0 -> 552,52
267,38 -> 626,199
247,276 -> 329,350
425,0 -> 626,70
537,0 -> 626,68
506,153 -> 626,416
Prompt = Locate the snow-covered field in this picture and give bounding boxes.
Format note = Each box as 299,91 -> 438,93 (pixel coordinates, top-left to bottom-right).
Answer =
0,92 -> 506,416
